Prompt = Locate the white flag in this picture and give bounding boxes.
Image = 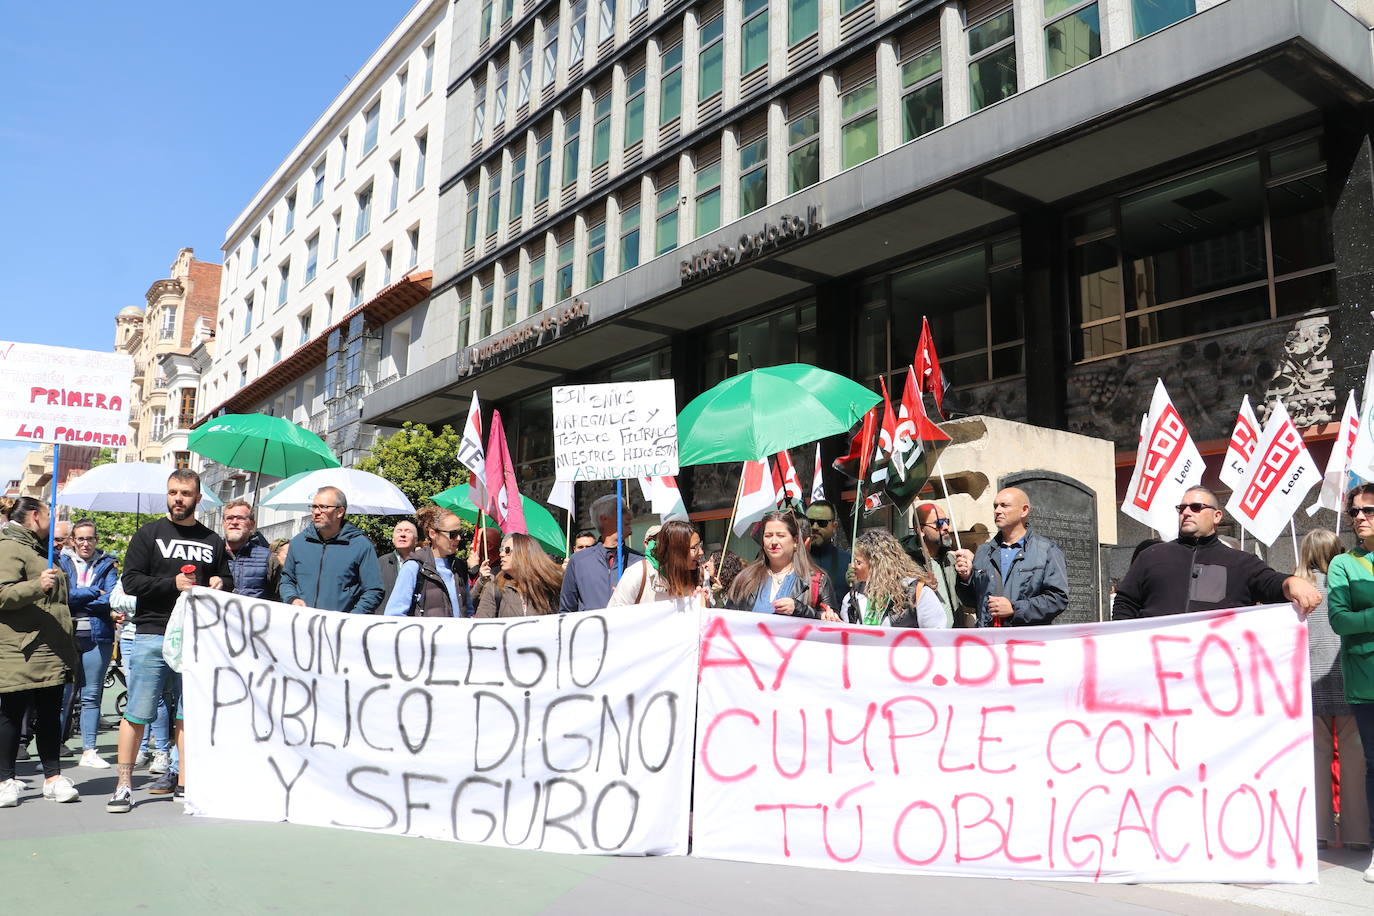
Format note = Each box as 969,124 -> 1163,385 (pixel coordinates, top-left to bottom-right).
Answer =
1122,379 -> 1204,538
1218,395 -> 1261,492
458,392 -> 489,509
810,444 -> 825,504
1309,390 -> 1358,516
547,479 -> 575,515
1226,401 -> 1320,546
638,475 -> 688,520
1349,351 -> 1374,482
734,459 -> 776,536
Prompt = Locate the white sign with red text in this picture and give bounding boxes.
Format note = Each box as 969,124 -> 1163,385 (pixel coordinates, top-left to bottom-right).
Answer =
692,606 -> 1314,883
1122,379 -> 1204,538
1227,401 -> 1320,546
0,341 -> 134,448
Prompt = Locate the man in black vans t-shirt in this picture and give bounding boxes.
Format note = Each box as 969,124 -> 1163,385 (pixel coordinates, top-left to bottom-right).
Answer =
107,468 -> 231,814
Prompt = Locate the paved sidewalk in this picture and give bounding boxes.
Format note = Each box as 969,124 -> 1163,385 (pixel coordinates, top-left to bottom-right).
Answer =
2,725 -> 1369,914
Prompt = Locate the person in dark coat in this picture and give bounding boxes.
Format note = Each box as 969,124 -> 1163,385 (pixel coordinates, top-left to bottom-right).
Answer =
724,511 -> 836,618
383,508 -> 470,617
222,500 -> 274,600
378,519 -> 419,603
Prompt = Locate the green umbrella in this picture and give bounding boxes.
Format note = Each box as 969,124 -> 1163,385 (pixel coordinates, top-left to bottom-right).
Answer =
190,414 -> 340,479
676,363 -> 881,466
432,485 -> 568,558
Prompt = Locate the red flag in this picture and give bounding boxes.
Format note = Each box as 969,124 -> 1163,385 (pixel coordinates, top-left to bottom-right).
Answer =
774,450 -> 802,502
483,410 -> 527,533
914,318 -> 946,419
886,366 -> 952,512
876,375 -> 901,481
833,406 -> 879,482
735,458 -> 776,536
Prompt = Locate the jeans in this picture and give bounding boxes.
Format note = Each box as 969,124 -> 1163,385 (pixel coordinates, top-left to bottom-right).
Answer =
62,636 -> 114,750
120,634 -> 174,747
1353,704 -> 1374,844
123,634 -> 179,731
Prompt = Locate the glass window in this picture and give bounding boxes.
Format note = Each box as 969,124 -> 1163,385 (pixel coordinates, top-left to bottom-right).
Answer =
655,184 -> 679,255
408,226 -> 420,268
312,161 -> 326,207
382,246 -> 393,285
415,133 -> 428,190
787,109 -> 820,193
501,0 -> 514,25
630,0 -> 647,16
742,0 -> 769,74
250,231 -> 260,269
535,133 -> 553,203
620,204 -> 641,271
458,294 -> 472,346
739,136 -> 768,216
299,310 -> 313,345
563,113 -> 581,186
355,183 -> 373,240
389,157 -> 401,212
363,102 -> 380,154
480,284 -> 494,338
592,92 -> 612,167
272,333 -> 283,363
338,133 -> 349,180
510,152 -> 526,221
305,234 -> 319,283
901,46 -> 943,142
556,239 -> 575,300
789,0 -> 817,46
481,0 -> 494,42
423,41 -> 435,95
529,255 -> 546,312
543,36 -> 559,88
278,262 -> 290,306
160,305 -> 177,341
396,69 -> 409,122
598,0 -> 615,43
703,305 -> 808,389
695,162 -> 721,237
494,73 -> 508,127
570,0 -> 587,63
331,211 -> 342,261
587,222 -> 607,286
465,186 -> 480,250
503,270 -> 519,327
968,9 -> 1017,112
472,92 -> 486,145
349,272 -> 366,309
698,15 -> 724,100
624,70 -> 646,148
1045,1 -> 1100,77
284,193 -> 296,235
660,44 -> 683,124
841,80 -> 878,169
486,172 -> 502,237
517,45 -> 532,108
1133,0 -> 1194,39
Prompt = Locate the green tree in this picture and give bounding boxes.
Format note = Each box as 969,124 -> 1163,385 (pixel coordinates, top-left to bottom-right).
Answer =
353,422 -> 469,553
75,448 -> 144,562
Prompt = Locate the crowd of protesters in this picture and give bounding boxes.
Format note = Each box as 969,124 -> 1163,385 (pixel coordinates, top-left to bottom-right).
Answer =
0,469 -> 1371,882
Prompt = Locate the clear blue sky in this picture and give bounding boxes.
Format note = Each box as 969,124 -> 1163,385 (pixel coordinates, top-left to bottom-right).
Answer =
0,0 -> 418,480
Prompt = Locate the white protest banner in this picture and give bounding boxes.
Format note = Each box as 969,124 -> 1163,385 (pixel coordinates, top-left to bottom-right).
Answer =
1227,401 -> 1320,546
552,379 -> 679,482
183,591 -> 697,855
0,340 -> 134,447
1122,379 -> 1203,538
693,606 -> 1314,883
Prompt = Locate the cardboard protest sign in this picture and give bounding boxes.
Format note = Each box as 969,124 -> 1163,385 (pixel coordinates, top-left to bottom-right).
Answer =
183,592 -> 697,855
0,340 -> 134,447
552,380 -> 678,482
692,605 -> 1314,883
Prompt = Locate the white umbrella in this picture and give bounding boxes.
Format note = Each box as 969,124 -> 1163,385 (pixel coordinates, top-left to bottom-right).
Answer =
259,468 -> 415,516
57,462 -> 224,513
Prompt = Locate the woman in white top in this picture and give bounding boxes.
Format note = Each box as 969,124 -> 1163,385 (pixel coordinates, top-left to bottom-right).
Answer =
609,520 -> 708,606
842,529 -> 947,629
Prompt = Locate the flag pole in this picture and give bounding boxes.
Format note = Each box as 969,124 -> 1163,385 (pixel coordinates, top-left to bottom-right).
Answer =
851,479 -> 863,547
1289,517 -> 1300,571
932,454 -> 962,552
720,470 -> 745,576
46,443 -> 60,567
615,479 -> 625,579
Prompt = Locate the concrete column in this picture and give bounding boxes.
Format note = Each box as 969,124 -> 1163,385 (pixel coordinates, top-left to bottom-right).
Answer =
1021,209 -> 1067,428
1326,109 -> 1374,396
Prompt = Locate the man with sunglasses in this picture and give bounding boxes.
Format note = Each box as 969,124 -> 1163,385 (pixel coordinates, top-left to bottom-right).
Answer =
1112,486 -> 1320,619
903,503 -> 965,627
279,487 -> 384,614
805,500 -> 850,594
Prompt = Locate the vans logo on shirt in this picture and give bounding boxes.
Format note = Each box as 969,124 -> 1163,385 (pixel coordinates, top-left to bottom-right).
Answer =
155,539 -> 215,564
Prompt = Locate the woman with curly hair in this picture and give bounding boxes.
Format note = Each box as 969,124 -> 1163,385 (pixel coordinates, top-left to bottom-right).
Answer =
609,519 -> 708,606
476,532 -> 563,617
724,511 -> 835,617
842,529 -> 946,628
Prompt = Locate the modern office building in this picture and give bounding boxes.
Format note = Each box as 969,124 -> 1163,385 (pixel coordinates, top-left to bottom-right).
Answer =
358,0 -> 1371,548
195,0 -> 453,524
113,248 -> 221,466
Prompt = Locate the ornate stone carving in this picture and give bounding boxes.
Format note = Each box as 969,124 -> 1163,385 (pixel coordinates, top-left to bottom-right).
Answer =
1256,316 -> 1334,428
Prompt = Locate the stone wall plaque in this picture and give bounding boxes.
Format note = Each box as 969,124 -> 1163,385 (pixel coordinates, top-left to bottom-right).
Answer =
1001,470 -> 1103,625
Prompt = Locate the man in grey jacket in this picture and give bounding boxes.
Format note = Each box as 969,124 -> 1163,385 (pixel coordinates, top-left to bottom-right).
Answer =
953,487 -> 1069,627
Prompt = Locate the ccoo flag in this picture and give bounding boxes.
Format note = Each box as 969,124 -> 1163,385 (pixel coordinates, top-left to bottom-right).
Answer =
1226,401 -> 1320,546
810,443 -> 825,505
1309,390 -> 1359,517
1218,395 -> 1261,493
1350,351 -> 1374,482
1122,379 -> 1204,538
885,364 -> 951,513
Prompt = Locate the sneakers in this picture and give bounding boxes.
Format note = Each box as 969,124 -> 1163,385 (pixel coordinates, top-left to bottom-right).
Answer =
0,778 -> 20,808
146,769 -> 177,795
42,776 -> 79,803
105,785 -> 133,814
148,751 -> 171,775
133,749 -> 149,769
174,784 -> 185,800
79,749 -> 111,769
1364,849 -> 1374,884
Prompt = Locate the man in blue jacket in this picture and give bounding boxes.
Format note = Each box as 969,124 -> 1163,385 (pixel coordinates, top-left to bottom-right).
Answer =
221,499 -> 274,600
57,519 -> 119,768
953,487 -> 1069,627
279,487 -> 384,614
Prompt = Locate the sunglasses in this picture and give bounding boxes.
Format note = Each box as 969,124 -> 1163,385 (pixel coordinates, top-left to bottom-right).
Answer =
806,517 -> 835,527
434,528 -> 462,539
1348,506 -> 1374,518
924,518 -> 951,529
1175,502 -> 1218,514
